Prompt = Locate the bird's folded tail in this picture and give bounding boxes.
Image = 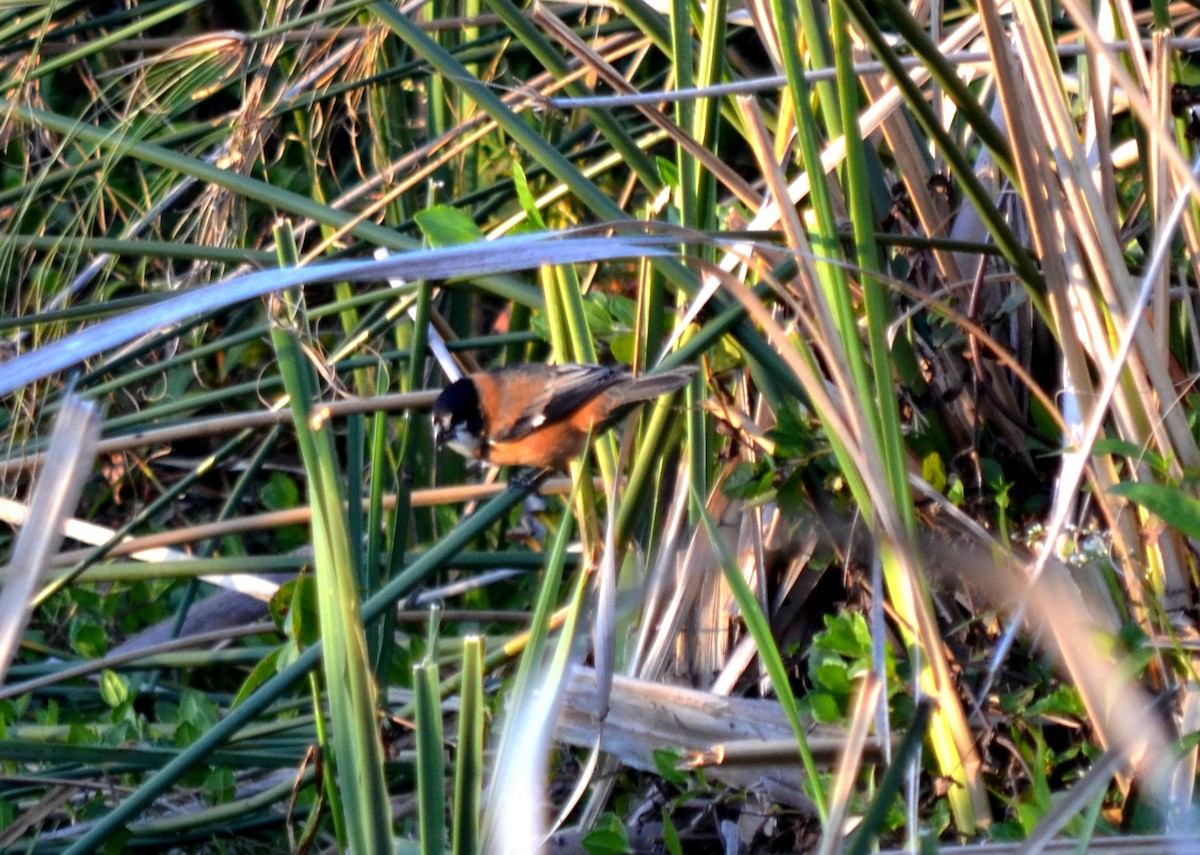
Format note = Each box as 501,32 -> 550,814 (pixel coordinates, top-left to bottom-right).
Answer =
612,366 -> 698,405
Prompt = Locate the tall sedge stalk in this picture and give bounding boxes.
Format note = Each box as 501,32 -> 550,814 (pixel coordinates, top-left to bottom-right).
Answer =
744,0 -> 988,831
415,658 -> 447,855
270,223 -> 393,853
452,636 -> 485,855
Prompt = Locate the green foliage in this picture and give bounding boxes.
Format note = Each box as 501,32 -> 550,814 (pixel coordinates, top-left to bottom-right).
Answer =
804,613 -> 896,725
581,813 -> 629,855
2,0 -> 1197,850
416,206 -> 486,246
661,807 -> 684,855
260,471 -> 307,551
203,766 -> 236,806
1109,480 -> 1200,540
651,748 -> 691,788
69,618 -> 107,659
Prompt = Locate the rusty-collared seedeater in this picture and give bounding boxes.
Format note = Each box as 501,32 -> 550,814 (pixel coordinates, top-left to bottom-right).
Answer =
432,363 -> 696,470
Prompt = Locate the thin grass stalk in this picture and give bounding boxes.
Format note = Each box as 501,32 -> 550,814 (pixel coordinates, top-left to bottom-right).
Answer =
790,0 -> 840,135
60,482 -> 531,853
845,700 -> 934,855
128,768 -> 318,839
702,256 -> 986,829
415,658 -> 448,855
427,0 -> 452,191
592,477 -> 621,723
765,0 -> 841,257
309,666 -> 349,847
0,98 -> 414,252
348,413 -> 366,588
500,477 -> 580,716
830,3 -> 987,826
831,3 -> 910,536
0,234 -> 272,264
271,224 -> 392,853
552,264 -> 600,367
836,0 -> 1047,303
693,484 -> 827,820
817,674 -> 884,855
458,0 -> 482,195
452,636 -> 485,855
378,275 -> 435,676
34,423 -> 262,605
613,368 -> 694,546
0,396 -> 100,686
669,0 -> 697,230
692,0 -> 725,232
367,372 -> 394,677
1149,36 -> 1172,346
478,0 -> 661,189
675,0 -> 722,511
882,540 -> 988,830
485,492 -> 591,851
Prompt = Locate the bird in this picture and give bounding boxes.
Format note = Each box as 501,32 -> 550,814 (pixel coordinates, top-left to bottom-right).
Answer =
431,363 -> 697,470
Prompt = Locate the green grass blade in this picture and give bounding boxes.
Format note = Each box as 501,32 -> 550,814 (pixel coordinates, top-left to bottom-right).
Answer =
692,482 -> 827,821
415,658 -> 447,855
271,225 -> 393,852
452,636 -> 485,855
59,482 -> 532,853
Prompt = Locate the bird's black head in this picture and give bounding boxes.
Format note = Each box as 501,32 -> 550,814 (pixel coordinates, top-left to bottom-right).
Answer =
432,377 -> 484,453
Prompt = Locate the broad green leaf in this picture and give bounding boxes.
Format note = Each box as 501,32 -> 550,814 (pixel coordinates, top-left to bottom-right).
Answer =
414,205 -> 485,246
70,620 -> 107,658
230,648 -> 283,708
923,451 -> 947,493
260,471 -> 300,510
581,814 -> 628,855
1109,481 -> 1200,539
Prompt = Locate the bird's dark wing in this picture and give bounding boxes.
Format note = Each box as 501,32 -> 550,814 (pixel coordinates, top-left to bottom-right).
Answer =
491,364 -> 625,442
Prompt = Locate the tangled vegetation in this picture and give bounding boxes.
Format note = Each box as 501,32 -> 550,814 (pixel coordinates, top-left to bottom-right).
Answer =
2,0 -> 1200,852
